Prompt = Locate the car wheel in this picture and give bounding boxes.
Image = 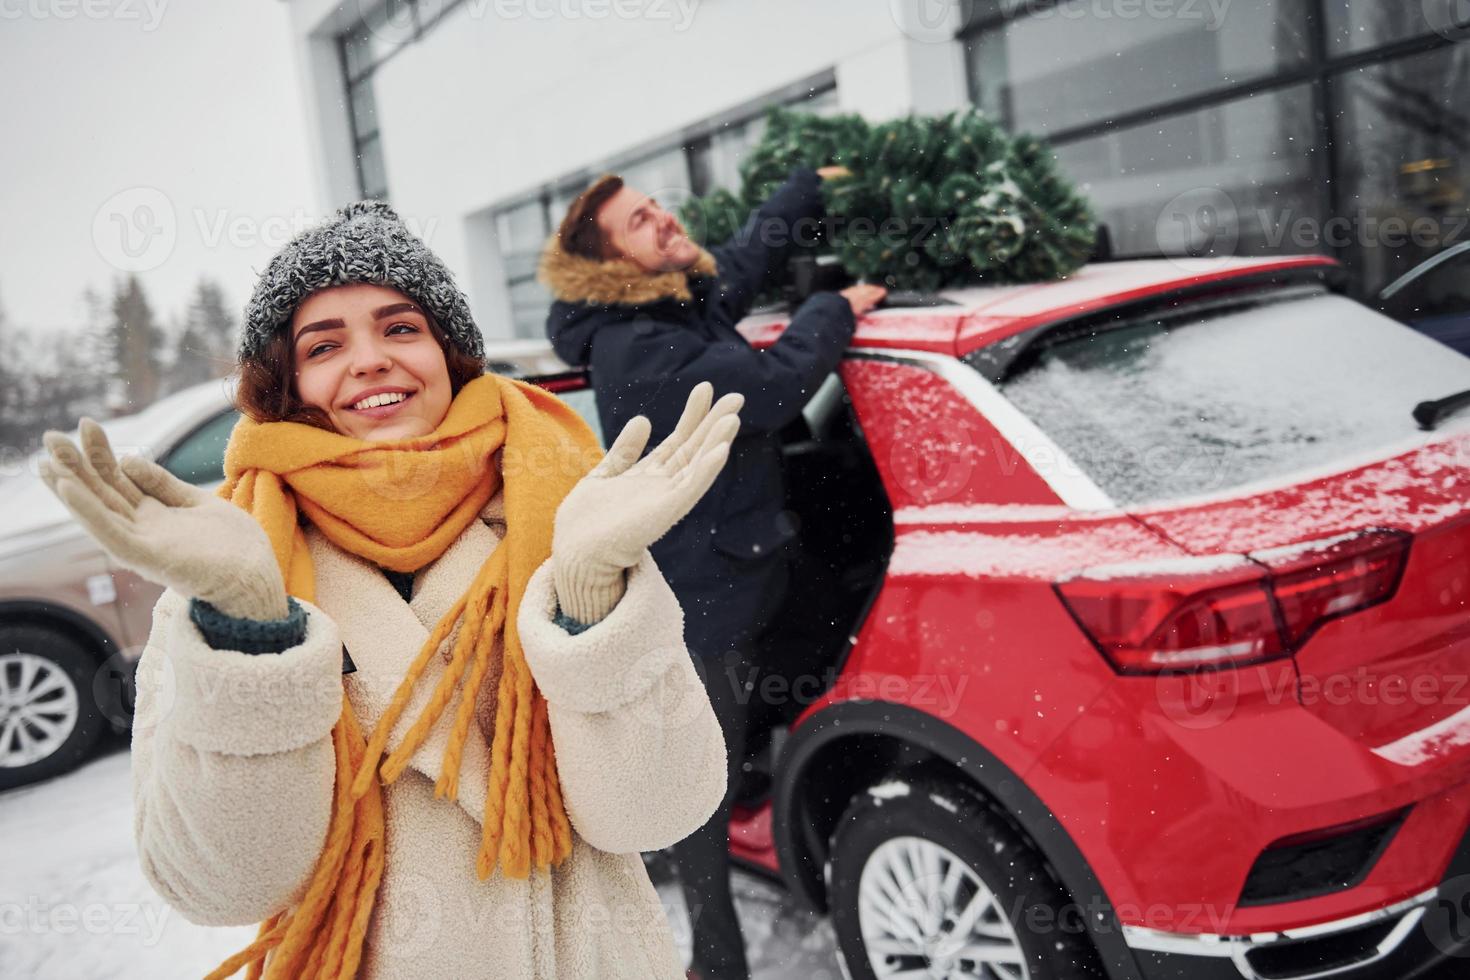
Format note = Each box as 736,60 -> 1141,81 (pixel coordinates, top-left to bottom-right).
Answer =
829,777 -> 1099,980
0,625 -> 105,791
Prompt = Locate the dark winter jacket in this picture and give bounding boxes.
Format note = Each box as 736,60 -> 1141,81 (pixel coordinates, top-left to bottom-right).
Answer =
541,167 -> 855,655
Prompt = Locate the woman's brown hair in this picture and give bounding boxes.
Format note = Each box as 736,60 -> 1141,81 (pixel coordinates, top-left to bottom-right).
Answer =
234,305 -> 485,429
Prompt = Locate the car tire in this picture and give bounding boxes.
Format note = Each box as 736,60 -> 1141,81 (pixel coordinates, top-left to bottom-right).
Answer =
829,777 -> 1100,980
0,625 -> 106,791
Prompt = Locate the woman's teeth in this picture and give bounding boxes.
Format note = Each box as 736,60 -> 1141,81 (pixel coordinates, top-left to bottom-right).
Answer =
353,391 -> 409,410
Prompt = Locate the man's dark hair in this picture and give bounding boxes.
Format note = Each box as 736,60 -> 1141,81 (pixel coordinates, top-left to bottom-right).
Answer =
556,174 -> 624,260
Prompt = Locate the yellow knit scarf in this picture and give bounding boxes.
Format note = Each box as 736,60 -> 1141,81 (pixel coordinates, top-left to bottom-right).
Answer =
204,373 -> 602,980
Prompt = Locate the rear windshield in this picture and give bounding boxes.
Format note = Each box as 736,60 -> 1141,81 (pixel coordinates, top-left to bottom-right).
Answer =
991,290 -> 1470,505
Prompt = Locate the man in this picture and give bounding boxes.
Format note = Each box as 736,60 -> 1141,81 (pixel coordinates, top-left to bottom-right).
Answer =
541,166 -> 883,980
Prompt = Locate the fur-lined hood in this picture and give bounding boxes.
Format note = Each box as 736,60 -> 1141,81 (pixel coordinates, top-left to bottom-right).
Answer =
538,234 -> 718,307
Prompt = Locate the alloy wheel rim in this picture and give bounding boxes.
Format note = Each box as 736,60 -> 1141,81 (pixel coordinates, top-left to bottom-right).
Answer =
0,653 -> 80,769
858,835 -> 1030,980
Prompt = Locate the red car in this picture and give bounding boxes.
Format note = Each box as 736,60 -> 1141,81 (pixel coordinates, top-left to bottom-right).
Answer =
547,255 -> 1470,980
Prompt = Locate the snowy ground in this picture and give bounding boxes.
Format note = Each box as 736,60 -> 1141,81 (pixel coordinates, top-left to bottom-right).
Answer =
0,741 -> 840,980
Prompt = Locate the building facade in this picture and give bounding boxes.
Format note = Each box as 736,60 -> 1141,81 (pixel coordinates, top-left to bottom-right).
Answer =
284,0 -> 1470,340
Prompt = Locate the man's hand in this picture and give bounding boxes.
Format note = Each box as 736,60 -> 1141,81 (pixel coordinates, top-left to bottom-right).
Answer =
817,165 -> 852,181
840,283 -> 887,316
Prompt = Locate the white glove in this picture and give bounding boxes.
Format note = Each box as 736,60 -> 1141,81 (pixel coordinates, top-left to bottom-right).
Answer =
39,419 -> 291,622
552,382 -> 741,624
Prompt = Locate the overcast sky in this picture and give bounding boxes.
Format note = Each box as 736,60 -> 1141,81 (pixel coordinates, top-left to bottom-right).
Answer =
0,0 -> 318,336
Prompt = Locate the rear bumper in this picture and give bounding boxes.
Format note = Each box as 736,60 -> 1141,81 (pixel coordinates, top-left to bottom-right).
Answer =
1123,828 -> 1470,980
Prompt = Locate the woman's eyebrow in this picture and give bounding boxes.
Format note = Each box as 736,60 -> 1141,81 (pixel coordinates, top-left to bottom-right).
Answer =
294,303 -> 422,341
373,302 -> 423,320
295,318 -> 345,341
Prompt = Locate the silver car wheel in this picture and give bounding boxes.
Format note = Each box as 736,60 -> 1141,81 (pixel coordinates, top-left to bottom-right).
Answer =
0,652 -> 80,769
858,836 -> 1030,980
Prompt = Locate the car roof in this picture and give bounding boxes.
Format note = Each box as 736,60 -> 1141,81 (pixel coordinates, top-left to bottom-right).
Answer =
737,255 -> 1341,358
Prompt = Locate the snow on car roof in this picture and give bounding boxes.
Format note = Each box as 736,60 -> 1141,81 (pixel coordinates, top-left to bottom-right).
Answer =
954,255 -> 1338,354
941,256 -> 1331,318
737,255 -> 1340,356
0,379 -> 237,545
94,378 -> 238,455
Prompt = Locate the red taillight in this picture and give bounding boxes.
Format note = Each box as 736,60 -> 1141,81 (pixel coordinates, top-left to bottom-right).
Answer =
1254,529 -> 1411,648
1056,562 -> 1285,674
1057,530 -> 1412,675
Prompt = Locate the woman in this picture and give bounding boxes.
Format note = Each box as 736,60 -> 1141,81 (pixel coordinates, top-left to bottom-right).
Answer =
38,201 -> 738,979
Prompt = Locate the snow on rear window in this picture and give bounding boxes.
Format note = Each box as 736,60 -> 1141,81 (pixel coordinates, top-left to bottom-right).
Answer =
998,292 -> 1470,505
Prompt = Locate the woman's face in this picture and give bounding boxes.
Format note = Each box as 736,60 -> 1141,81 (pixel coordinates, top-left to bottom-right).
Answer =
290,283 -> 453,442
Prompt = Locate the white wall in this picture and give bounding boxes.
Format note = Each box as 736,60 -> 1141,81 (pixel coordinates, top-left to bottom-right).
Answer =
286,0 -> 969,340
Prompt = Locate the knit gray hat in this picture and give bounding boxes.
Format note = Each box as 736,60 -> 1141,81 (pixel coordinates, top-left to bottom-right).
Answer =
238,200 -> 484,363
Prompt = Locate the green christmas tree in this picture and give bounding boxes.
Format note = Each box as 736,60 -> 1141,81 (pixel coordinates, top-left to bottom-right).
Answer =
681,108 -> 1097,292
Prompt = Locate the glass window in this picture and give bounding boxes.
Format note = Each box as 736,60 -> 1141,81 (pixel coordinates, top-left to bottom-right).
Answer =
365,0 -> 418,53
994,292 -> 1470,505
161,410 -> 241,487
965,0 -> 1310,136
1381,243 -> 1470,320
496,200 -> 549,256
508,278 -> 552,340
1331,43 -> 1470,297
1053,83 -> 1321,258
341,2 -> 415,82
491,84 -> 836,340
1326,1 -> 1464,54
690,123 -> 765,196
349,78 -> 379,140
338,1 -> 423,199
550,185 -> 584,227
1378,244 -> 1470,357
342,25 -> 375,82
799,87 -> 841,117
619,147 -> 692,203
358,134 -> 388,200
689,88 -> 837,194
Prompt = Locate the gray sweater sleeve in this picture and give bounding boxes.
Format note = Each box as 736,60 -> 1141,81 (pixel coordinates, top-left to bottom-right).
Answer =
188,596 -> 308,654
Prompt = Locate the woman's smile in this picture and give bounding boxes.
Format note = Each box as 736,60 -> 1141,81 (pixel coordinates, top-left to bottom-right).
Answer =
344,386 -> 417,420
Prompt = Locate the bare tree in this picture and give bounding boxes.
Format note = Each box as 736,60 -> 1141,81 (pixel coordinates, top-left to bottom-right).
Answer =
107,275 -> 163,412
169,278 -> 236,392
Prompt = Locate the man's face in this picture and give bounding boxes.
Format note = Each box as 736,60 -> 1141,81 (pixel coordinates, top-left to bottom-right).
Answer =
597,185 -> 702,273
